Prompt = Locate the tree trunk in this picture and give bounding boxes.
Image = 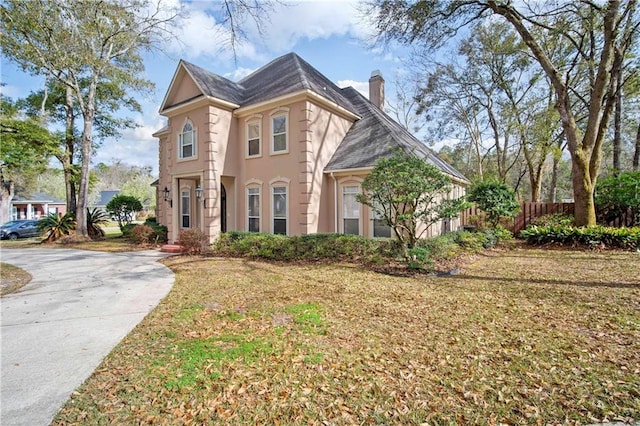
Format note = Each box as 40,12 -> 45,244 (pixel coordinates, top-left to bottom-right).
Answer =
571,160 -> 597,226
0,180 -> 15,223
613,73 -> 622,173
634,120 -> 640,171
63,85 -> 77,213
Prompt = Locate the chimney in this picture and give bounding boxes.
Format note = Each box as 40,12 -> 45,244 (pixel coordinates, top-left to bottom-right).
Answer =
369,70 -> 385,110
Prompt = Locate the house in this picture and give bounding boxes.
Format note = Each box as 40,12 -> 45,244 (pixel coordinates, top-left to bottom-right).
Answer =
154,53 -> 468,243
10,193 -> 67,220
91,190 -> 120,211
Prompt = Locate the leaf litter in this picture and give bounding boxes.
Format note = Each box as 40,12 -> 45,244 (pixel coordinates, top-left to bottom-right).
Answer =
53,248 -> 640,425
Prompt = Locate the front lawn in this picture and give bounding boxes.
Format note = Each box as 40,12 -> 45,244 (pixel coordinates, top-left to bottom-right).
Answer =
53,248 -> 640,425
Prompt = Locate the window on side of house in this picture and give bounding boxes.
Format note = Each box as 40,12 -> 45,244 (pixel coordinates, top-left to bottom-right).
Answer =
342,185 -> 360,235
372,202 -> 392,238
271,114 -> 287,153
247,121 -> 261,157
247,187 -> 260,232
179,122 -> 196,159
181,189 -> 190,228
272,186 -> 287,235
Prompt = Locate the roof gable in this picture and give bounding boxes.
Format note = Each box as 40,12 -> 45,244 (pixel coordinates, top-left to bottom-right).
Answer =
159,54 -> 358,116
159,61 -> 243,112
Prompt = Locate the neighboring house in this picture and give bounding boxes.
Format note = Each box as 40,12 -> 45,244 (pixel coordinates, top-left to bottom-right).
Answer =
10,193 -> 67,220
91,190 -> 120,211
154,53 -> 469,243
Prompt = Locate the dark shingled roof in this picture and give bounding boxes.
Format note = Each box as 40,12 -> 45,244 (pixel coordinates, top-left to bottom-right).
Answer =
181,61 -> 244,105
179,53 -> 357,114
325,87 -> 468,182
172,53 -> 466,182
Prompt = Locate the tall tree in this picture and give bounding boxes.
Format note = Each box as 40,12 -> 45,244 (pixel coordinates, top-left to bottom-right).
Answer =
368,0 -> 640,226
19,79 -> 140,213
0,96 -> 57,222
1,0 -> 177,236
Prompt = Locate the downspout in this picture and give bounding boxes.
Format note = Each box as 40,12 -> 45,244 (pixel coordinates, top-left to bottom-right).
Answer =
331,172 -> 338,233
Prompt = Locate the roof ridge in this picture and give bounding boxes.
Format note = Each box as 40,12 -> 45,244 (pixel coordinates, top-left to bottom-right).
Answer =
291,53 -> 311,90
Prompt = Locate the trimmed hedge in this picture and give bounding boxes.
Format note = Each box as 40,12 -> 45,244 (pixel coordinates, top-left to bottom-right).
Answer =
214,232 -> 402,264
520,225 -> 640,250
213,230 -> 513,270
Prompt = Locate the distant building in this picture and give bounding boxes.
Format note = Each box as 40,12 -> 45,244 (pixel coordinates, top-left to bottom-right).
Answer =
91,190 -> 120,211
11,193 -> 67,220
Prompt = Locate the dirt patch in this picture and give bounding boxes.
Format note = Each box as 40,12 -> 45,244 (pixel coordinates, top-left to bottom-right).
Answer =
0,263 -> 32,296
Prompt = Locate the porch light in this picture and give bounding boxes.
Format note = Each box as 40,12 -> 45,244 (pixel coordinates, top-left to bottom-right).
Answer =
162,186 -> 170,202
195,185 -> 203,199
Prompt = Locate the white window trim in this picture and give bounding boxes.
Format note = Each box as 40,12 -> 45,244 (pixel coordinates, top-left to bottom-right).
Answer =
338,177 -> 364,236
270,176 -> 290,235
246,186 -> 261,233
180,187 -> 191,229
178,120 -> 197,161
245,115 -> 263,159
270,108 -> 289,155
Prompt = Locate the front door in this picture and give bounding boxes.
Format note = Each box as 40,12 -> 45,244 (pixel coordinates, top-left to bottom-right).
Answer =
220,183 -> 227,233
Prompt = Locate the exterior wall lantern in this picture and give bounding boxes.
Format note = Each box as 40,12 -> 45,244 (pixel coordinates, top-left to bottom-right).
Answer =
195,185 -> 205,207
162,186 -> 172,207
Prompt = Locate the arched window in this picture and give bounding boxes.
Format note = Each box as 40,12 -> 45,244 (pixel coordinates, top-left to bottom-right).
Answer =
179,121 -> 196,159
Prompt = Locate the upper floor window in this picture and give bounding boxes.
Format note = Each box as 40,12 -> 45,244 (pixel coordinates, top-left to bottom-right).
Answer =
247,120 -> 261,157
179,122 -> 196,159
271,113 -> 287,154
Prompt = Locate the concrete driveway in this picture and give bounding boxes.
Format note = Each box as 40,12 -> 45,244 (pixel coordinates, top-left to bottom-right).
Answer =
0,248 -> 175,426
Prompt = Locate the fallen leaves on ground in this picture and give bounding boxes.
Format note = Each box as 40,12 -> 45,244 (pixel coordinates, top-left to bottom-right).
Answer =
53,248 -> 640,425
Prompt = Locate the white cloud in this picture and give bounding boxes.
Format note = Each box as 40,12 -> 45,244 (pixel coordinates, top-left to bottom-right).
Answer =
155,0 -> 376,62
337,79 -> 368,98
0,84 -> 22,98
92,117 -> 166,175
259,1 -> 375,51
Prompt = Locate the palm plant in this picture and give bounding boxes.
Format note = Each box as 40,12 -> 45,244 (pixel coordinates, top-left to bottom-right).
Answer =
38,213 -> 76,243
86,208 -> 109,240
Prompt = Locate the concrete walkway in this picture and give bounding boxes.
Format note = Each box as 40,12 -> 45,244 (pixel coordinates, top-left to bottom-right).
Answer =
0,248 -> 175,426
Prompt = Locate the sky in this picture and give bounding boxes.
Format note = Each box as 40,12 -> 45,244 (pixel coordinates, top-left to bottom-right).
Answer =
0,0 -> 414,176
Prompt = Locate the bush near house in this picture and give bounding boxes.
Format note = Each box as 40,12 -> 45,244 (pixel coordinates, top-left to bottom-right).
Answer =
122,218 -> 168,245
520,224 -> 640,250
213,230 -> 513,272
178,228 -> 209,254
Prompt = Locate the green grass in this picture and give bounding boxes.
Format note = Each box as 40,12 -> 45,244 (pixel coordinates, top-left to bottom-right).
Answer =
52,248 -> 640,425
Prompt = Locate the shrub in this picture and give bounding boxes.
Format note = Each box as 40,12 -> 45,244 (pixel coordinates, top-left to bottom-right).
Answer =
129,224 -> 155,245
86,208 -> 109,240
38,213 -> 76,243
121,223 -> 137,238
595,171 -> 640,226
144,217 -> 168,244
531,213 -> 574,227
467,181 -> 520,228
520,225 -> 640,250
106,195 -> 143,230
178,229 -> 210,254
406,246 -> 433,270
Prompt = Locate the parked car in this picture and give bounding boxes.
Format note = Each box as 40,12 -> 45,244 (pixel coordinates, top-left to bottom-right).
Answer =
0,220 -> 41,240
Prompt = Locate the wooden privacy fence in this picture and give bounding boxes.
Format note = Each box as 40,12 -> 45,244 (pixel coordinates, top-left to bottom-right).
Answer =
460,202 -> 575,235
